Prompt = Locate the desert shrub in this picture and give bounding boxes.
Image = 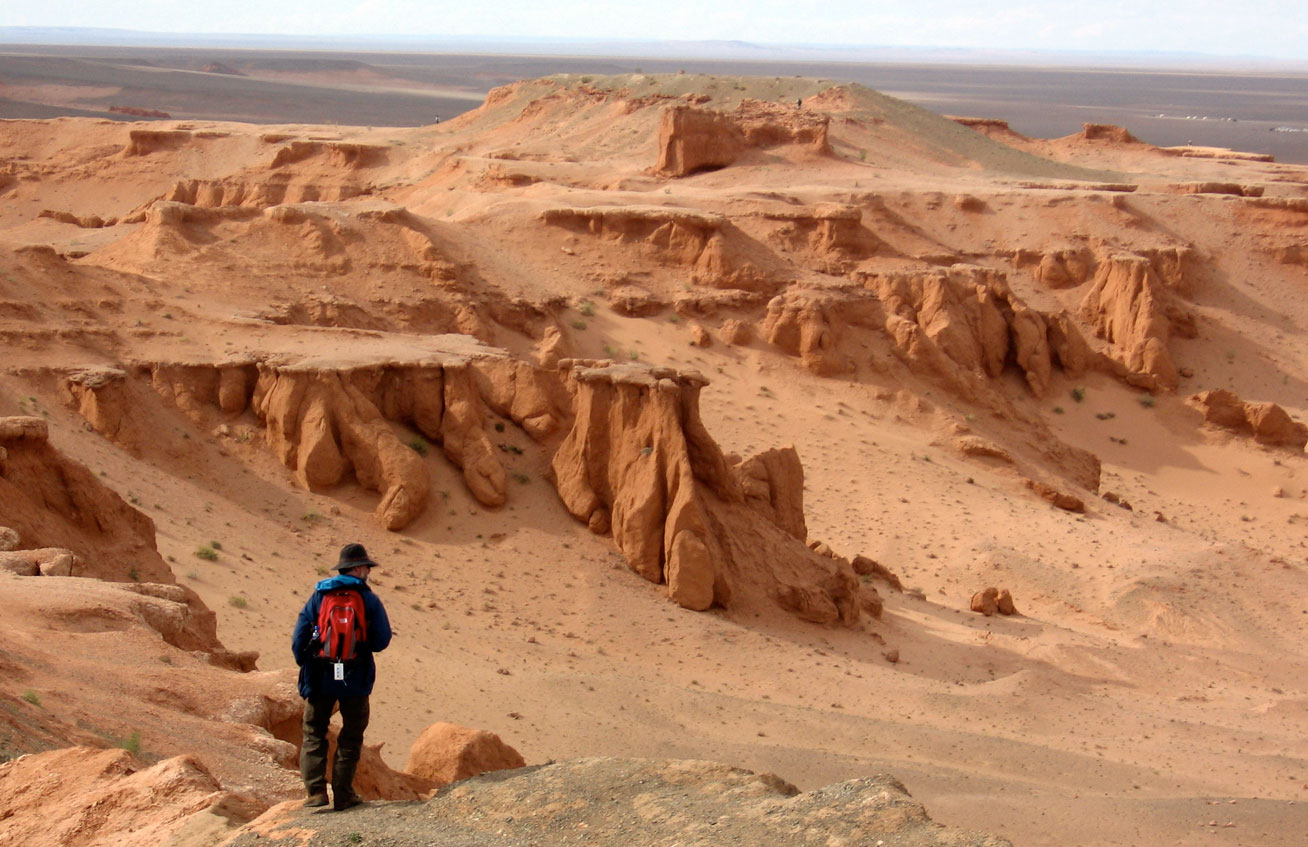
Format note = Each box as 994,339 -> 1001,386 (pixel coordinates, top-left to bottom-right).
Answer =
194,546 -> 218,561
118,731 -> 141,755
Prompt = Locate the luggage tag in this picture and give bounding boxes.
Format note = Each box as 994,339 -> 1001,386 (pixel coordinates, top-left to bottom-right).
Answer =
333,662 -> 345,681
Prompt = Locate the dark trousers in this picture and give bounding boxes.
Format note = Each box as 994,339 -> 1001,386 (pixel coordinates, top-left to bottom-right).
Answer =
300,694 -> 370,797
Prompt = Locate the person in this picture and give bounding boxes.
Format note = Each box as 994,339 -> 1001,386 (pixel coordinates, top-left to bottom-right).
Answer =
292,543 -> 392,810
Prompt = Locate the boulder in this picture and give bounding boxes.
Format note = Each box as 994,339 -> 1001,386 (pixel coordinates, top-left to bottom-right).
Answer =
971,587 -> 1000,616
719,319 -> 754,345
971,586 -> 1018,616
405,722 -> 526,787
1188,389 -> 1308,449
1025,479 -> 1086,512
851,555 -> 903,592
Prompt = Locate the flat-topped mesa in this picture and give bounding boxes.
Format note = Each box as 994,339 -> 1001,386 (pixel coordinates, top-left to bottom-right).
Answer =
657,100 -> 831,177
1079,252 -> 1198,391
550,359 -> 861,624
251,356 -> 562,527
62,349 -> 566,531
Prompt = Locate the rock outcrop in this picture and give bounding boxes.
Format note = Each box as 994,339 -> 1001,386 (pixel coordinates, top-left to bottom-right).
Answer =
0,747 -> 263,847
656,100 -> 830,177
227,758 -> 1011,847
540,205 -> 774,291
1079,253 -> 1197,390
63,347 -> 565,531
971,587 -> 1018,616
0,415 -> 177,586
760,265 -> 1093,395
404,722 -> 526,787
551,361 -> 862,624
1187,389 -> 1308,449
734,446 -> 807,541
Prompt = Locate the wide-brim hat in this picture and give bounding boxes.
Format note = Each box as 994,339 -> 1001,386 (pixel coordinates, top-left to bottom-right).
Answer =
335,542 -> 379,571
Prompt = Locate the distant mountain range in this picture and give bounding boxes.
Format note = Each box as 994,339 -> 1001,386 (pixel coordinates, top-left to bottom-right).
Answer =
2,26 -> 1305,71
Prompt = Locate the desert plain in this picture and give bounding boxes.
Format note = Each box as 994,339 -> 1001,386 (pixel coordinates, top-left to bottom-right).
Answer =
0,51 -> 1307,847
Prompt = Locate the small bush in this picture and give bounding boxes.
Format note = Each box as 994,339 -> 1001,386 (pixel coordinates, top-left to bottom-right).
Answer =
1139,394 -> 1156,408
194,546 -> 218,561
408,436 -> 429,456
301,510 -> 321,523
570,319 -> 587,330
1052,406 -> 1065,414
511,471 -> 531,485
1071,386 -> 1086,402
210,540 -> 222,550
579,301 -> 596,317
21,689 -> 40,707
228,595 -> 249,609
118,731 -> 141,756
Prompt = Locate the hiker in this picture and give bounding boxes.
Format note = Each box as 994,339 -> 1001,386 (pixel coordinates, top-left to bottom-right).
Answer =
292,543 -> 392,810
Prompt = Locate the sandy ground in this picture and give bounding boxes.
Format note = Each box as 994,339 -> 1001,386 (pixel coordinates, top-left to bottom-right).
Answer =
2,71 -> 1308,847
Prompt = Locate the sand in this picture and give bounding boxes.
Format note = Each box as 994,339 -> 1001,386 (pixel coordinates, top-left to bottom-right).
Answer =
1,70 -> 1307,847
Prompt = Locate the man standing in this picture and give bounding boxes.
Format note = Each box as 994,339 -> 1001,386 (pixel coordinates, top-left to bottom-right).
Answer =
292,543 -> 392,810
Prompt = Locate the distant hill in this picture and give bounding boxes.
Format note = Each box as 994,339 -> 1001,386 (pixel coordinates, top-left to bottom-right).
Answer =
2,26 -> 1306,71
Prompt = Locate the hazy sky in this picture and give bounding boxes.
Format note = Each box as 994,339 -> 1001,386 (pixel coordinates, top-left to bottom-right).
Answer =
6,1 -> 1308,60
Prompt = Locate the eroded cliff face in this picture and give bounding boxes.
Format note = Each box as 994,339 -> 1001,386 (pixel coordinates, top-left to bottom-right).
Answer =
62,346 -> 566,532
58,348 -> 859,623
1079,253 -> 1197,390
551,360 -> 861,624
760,265 -> 1093,396
0,415 -> 174,584
656,100 -> 831,177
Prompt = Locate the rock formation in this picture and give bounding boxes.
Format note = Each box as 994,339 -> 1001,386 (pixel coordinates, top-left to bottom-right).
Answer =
226,758 -> 1011,847
0,415 -> 177,585
1079,253 -> 1197,390
971,587 -> 1018,616
0,748 -> 263,847
656,100 -> 831,177
551,360 -> 862,623
404,722 -> 526,787
1187,389 -> 1308,449
62,348 -> 565,531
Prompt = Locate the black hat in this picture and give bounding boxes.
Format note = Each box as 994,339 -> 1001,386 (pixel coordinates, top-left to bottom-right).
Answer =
335,543 -> 378,572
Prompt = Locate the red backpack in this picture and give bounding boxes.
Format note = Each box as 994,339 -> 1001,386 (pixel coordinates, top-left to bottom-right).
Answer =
316,589 -> 368,661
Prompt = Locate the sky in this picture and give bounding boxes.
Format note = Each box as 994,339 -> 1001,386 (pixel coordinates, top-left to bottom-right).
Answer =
5,0 -> 1308,61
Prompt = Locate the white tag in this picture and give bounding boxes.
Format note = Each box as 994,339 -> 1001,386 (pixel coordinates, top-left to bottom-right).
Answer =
333,662 -> 345,681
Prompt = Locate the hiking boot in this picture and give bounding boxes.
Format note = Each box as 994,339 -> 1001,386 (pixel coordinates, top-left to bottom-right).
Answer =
304,791 -> 330,808
333,791 -> 363,811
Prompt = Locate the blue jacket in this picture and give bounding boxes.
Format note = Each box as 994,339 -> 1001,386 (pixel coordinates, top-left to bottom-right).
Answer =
292,575 -> 392,699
